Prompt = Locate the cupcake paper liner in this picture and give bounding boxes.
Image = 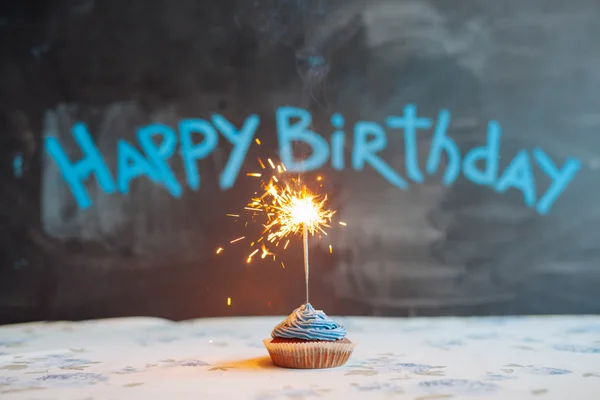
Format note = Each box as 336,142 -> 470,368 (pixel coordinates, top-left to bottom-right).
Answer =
263,338 -> 356,369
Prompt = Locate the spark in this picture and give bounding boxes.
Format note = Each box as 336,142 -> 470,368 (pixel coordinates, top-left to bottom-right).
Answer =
258,158 -> 266,169
261,244 -> 274,259
230,236 -> 245,243
255,138 -> 261,145
247,248 -> 259,263
216,247 -> 224,254
227,214 -> 239,218
227,297 -> 232,306
339,221 -> 347,226
317,176 -> 322,181
281,262 -> 285,269
247,172 -> 262,177
329,245 -> 332,254
267,158 -> 275,169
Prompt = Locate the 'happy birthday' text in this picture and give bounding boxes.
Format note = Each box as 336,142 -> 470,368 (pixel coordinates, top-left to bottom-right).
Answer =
45,105 -> 581,214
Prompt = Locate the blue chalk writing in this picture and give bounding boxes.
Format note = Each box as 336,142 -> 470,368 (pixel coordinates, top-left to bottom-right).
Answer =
330,113 -> 345,170
463,121 -> 501,186
137,124 -> 182,197
276,106 -> 329,172
179,119 -> 219,190
331,113 -> 344,128
496,149 -> 536,208
214,114 -> 260,190
353,121 -> 408,188
13,153 -> 23,178
45,122 -> 116,209
117,139 -> 161,194
44,105 -> 581,215
386,104 -> 433,183
533,148 -> 581,215
426,110 -> 461,186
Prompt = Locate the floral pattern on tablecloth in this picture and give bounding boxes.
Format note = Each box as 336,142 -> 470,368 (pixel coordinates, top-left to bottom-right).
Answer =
0,316 -> 599,399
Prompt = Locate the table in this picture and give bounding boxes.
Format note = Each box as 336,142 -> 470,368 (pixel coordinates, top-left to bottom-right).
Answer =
1,315 -> 599,399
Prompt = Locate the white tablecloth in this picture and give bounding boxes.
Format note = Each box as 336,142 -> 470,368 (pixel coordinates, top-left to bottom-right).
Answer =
1,315 -> 599,399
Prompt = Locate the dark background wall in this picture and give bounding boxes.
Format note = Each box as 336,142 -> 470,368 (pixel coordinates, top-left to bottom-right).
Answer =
1,0 -> 600,325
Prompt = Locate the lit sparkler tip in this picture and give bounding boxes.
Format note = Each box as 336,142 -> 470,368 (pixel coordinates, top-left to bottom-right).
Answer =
226,158 -> 339,265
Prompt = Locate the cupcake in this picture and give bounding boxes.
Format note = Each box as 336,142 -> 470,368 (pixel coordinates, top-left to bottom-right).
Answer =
263,303 -> 355,369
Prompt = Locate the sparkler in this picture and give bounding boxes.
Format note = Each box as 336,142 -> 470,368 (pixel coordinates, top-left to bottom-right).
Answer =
222,158 -> 340,305
253,173 -> 334,304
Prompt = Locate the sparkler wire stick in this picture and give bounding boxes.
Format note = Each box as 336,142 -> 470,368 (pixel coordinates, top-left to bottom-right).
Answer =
303,222 -> 309,304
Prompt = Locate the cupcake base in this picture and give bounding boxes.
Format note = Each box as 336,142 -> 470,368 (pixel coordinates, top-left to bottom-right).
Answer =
263,337 -> 355,369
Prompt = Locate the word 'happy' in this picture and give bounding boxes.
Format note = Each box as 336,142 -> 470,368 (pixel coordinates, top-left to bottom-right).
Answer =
45,105 -> 581,214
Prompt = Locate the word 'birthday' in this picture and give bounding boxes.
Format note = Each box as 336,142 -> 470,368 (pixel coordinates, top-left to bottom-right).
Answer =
45,105 -> 581,214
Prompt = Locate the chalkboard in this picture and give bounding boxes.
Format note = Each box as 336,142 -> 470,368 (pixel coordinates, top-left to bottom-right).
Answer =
1,0 -> 599,324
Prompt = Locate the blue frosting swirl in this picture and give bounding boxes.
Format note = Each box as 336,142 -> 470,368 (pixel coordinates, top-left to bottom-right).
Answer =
271,303 -> 347,341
